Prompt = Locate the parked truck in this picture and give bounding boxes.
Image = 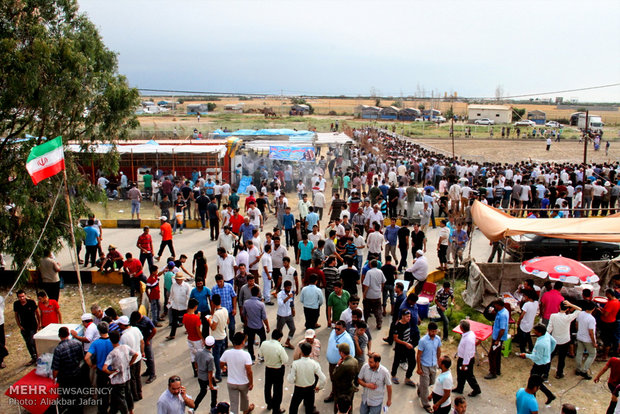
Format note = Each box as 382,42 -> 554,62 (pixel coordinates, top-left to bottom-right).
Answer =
577,113 -> 604,132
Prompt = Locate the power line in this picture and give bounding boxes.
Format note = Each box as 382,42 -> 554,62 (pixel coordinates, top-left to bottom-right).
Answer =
136,82 -> 620,100
499,82 -> 620,99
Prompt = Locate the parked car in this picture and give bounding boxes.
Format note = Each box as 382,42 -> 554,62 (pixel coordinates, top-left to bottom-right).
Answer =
501,234 -> 620,261
545,121 -> 560,128
474,118 -> 494,125
433,116 -> 447,123
514,120 -> 536,127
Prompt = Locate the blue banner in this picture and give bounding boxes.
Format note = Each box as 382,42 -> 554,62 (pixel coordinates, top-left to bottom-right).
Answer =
236,175 -> 253,195
269,146 -> 316,162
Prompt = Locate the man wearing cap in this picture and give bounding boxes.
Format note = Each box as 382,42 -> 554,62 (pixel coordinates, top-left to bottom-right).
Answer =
406,250 -> 428,295
155,216 -> 175,261
260,329 -> 289,414
136,226 -> 154,269
99,245 -> 124,273
194,336 -> 217,411
331,342 -> 359,411
71,313 -> 100,353
118,315 -> 145,402
294,329 -> 321,361
167,273 -> 191,340
288,341 -> 327,414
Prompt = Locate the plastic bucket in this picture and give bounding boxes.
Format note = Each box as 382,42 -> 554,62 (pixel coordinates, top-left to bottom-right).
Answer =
119,297 -> 138,316
417,297 -> 430,320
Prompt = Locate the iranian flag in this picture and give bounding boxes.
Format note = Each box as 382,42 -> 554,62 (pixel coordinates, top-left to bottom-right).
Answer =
26,136 -> 65,185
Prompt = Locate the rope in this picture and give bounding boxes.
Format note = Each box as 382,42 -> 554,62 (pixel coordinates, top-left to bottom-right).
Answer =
6,177 -> 64,298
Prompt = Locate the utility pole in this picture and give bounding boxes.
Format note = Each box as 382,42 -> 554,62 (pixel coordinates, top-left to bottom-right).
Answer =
583,110 -> 589,165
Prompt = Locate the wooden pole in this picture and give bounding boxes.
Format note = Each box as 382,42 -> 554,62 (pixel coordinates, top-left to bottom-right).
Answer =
583,110 -> 589,165
130,149 -> 135,182
498,236 -> 507,294
62,169 -> 87,313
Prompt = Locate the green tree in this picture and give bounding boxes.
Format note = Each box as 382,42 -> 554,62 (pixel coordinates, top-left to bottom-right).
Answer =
418,104 -> 425,111
0,0 -> 139,268
391,100 -> 403,108
511,107 -> 526,122
445,105 -> 454,120
207,103 -> 217,111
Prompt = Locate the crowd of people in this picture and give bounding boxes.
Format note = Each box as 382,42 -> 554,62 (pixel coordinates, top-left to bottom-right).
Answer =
2,126 -> 620,414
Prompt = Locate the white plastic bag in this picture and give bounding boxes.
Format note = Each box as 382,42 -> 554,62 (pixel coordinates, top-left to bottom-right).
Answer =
35,353 -> 54,378
428,305 -> 440,320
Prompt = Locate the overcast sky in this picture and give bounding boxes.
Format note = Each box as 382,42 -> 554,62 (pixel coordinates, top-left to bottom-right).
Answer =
78,0 -> 620,102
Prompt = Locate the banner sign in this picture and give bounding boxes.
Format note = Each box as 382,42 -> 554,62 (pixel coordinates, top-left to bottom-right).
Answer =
236,175 -> 253,195
269,146 -> 316,162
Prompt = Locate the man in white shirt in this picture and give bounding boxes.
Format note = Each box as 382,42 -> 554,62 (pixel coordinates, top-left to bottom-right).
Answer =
217,248 -> 237,283
271,236 -> 288,289
279,257 -> 300,294
220,332 -> 254,414
167,274 -> 191,340
103,330 -> 139,413
246,240 -> 262,278
217,226 -> 238,255
516,290 -> 538,353
576,302 -> 598,379
366,205 -> 384,230
362,259 -> 386,330
366,223 -> 384,261
406,250 -> 429,295
453,320 -> 481,396
548,300 -> 581,378
276,280 -> 296,349
261,244 -> 274,305
118,315 -> 145,402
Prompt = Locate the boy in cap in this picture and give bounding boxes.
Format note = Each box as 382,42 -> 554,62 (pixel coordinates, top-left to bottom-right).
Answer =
195,336 -> 218,410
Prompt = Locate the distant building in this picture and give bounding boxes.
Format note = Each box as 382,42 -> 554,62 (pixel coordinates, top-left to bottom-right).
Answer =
527,110 -> 546,125
224,103 -> 245,113
187,104 -> 209,115
290,104 -> 310,115
397,107 -> 421,121
357,105 -> 381,119
467,104 -> 511,124
379,106 -> 399,120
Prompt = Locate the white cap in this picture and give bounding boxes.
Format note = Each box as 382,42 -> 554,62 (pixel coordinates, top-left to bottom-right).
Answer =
81,313 -> 94,321
159,216 -> 167,221
416,249 -> 424,256
205,336 -> 215,346
117,315 -> 130,325
304,329 -> 316,339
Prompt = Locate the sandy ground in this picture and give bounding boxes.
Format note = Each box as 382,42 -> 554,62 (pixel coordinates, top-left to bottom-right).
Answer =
0,185 -> 613,413
416,137 -> 620,165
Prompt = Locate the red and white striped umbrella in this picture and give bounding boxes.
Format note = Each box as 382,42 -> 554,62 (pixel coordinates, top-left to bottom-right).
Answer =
520,256 -> 599,284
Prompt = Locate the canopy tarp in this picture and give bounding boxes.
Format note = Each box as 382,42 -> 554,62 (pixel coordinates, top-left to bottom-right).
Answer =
315,132 -> 354,145
471,200 -> 620,242
68,143 -> 227,157
212,128 -> 316,140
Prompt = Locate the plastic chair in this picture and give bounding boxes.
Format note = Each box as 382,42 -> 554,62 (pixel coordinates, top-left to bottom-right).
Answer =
420,282 -> 437,303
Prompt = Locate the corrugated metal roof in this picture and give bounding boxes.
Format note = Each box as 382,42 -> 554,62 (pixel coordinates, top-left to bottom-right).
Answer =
468,104 -> 511,111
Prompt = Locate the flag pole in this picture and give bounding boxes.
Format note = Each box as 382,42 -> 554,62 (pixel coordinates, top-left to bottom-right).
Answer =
62,169 -> 87,313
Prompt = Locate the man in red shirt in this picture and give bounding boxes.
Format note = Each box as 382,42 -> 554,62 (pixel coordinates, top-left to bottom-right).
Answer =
594,356 -> 620,414
182,298 -> 203,377
37,291 -> 61,328
155,217 -> 175,260
123,252 -> 147,298
136,226 -> 154,269
304,260 -> 326,288
244,191 -> 256,212
540,281 -> 564,325
600,289 -> 620,359
99,245 -> 124,273
229,209 -> 245,247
